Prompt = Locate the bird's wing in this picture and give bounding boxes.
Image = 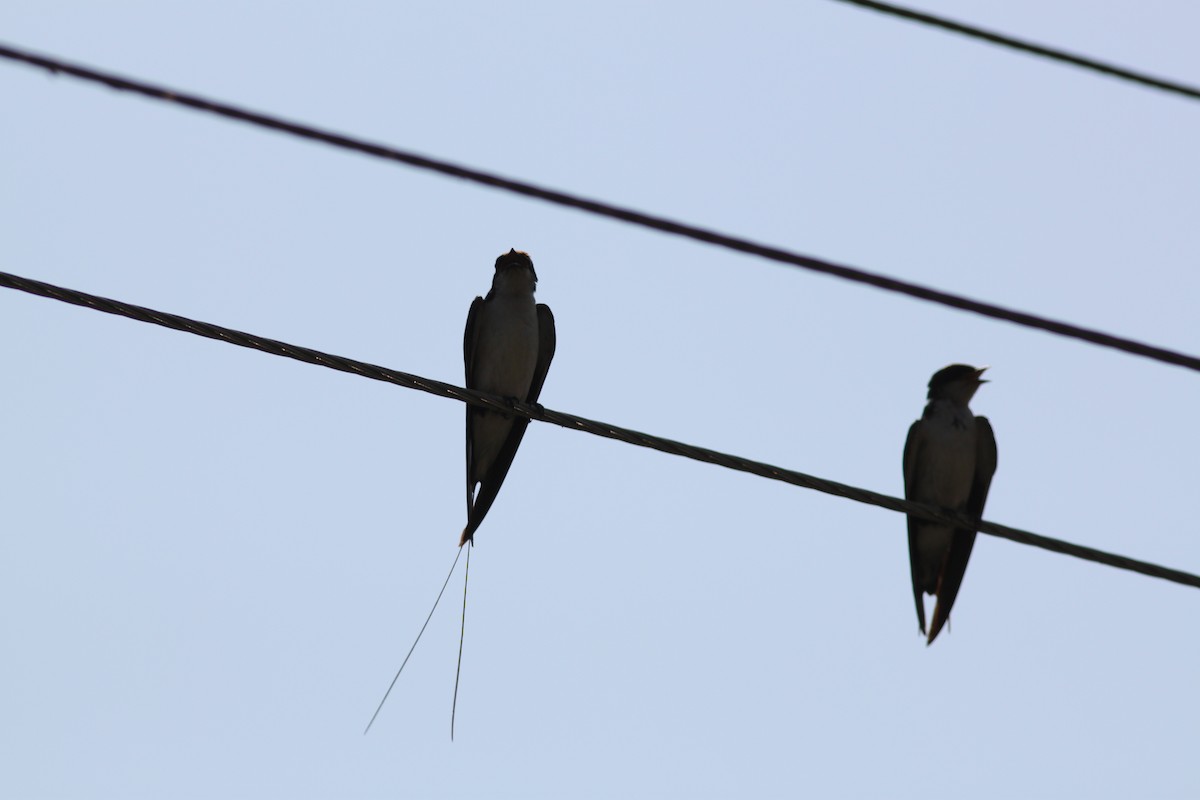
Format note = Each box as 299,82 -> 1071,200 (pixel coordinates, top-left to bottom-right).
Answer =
460,303 -> 555,546
526,304 -> 556,404
903,419 -> 927,635
463,295 -> 484,513
926,416 -> 997,643
967,416 -> 998,520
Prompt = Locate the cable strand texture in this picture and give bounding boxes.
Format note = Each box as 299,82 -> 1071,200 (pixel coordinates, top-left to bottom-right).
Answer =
1,268 -> 1197,592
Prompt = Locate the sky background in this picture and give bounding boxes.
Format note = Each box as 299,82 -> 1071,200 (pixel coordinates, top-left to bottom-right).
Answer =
2,1 -> 1199,797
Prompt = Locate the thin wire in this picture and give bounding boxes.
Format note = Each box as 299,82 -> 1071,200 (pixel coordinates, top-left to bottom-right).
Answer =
2,269 -> 1197,593
364,546 -> 463,735
451,543 -> 471,742
827,0 -> 1200,102
1,43 -> 1198,374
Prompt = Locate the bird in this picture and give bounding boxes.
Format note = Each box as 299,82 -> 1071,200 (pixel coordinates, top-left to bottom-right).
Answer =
461,249 -> 556,546
902,364 -> 998,645
363,250 -> 555,737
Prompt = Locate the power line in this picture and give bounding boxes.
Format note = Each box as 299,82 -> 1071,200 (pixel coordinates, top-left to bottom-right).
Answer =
2,268 -> 1197,592
2,43 -> 1198,375
828,0 -> 1200,102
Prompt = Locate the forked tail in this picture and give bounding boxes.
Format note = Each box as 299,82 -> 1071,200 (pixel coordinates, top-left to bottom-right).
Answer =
363,546 -> 465,735
451,542 -> 472,740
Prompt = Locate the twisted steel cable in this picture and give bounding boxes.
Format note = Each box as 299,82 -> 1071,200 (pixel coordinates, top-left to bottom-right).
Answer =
2,268 -> 1196,591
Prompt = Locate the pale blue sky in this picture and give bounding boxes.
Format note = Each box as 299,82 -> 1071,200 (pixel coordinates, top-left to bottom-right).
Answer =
2,2 -> 1199,797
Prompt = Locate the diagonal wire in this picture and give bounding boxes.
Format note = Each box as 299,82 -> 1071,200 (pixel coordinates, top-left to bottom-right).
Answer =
1,42 -> 1199,374
827,0 -> 1200,102
1,268 -> 1197,592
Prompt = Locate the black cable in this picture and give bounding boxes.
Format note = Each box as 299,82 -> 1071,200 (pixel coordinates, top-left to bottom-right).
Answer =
828,0 -> 1200,102
2,268 -> 1196,592
1,42 -> 1198,374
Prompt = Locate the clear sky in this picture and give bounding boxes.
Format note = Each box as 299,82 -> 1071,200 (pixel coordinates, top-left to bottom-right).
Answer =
2,2 -> 1199,797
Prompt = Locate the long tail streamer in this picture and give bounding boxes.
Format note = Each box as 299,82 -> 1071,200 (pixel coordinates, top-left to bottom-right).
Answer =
364,546 -> 465,735
451,543 -> 472,741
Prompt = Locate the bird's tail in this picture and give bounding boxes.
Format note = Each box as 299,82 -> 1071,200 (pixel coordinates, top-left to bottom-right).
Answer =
925,604 -> 949,646
363,546 -> 465,734
451,542 -> 471,740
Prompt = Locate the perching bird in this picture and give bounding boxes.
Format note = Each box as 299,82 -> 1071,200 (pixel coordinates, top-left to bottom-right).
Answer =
903,364 -> 998,645
460,249 -> 556,546
362,250 -> 555,737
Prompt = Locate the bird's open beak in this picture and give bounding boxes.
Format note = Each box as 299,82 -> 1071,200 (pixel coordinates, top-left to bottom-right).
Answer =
975,366 -> 989,383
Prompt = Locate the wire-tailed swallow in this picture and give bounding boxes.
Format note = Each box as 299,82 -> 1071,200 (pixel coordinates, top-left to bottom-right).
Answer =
460,249 -> 556,546
362,250 -> 554,737
903,364 -> 998,645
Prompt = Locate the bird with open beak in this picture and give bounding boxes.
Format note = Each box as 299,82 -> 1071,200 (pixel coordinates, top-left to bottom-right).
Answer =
903,364 -> 998,645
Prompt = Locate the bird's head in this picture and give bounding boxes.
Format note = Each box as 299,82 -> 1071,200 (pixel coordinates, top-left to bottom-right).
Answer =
492,248 -> 537,293
927,364 -> 989,404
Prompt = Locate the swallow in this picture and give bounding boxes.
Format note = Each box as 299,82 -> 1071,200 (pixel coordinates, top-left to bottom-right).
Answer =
363,250 -> 555,737
903,364 -> 998,645
460,249 -> 556,546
